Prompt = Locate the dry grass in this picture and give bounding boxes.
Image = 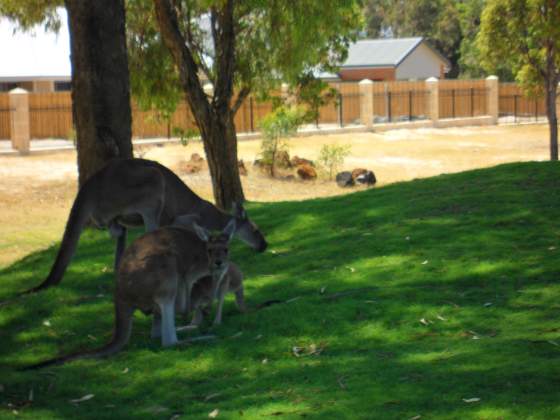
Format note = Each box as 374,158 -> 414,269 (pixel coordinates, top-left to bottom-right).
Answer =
0,123 -> 550,266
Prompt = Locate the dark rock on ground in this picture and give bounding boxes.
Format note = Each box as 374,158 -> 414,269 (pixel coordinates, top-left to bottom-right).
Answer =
355,170 -> 376,185
336,171 -> 354,187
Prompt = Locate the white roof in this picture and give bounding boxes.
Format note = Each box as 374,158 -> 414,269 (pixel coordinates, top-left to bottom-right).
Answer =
0,8 -> 71,81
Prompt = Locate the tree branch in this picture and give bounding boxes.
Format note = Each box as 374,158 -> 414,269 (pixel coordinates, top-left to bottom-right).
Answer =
231,86 -> 251,116
212,0 -> 236,114
153,0 -> 212,126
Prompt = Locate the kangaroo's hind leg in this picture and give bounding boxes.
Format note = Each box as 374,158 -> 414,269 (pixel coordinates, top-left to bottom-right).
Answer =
212,274 -> 230,326
156,298 -> 177,347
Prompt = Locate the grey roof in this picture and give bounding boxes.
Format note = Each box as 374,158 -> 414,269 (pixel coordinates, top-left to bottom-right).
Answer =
342,37 -> 447,68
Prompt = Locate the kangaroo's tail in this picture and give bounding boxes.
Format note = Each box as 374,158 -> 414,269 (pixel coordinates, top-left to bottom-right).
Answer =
21,300 -> 134,370
21,183 -> 94,295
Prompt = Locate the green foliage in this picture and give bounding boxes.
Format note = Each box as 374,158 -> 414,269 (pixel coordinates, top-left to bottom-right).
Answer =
172,126 -> 199,147
455,0 -> 491,79
317,143 -> 351,180
3,162 -> 560,418
364,0 -> 462,77
126,0 -> 182,117
293,74 -> 338,126
125,0 -> 362,118
258,106 -> 305,177
0,0 -> 62,31
477,0 -> 560,94
363,0 -> 513,79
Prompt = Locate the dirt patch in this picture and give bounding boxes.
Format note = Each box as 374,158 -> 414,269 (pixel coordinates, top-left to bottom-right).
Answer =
0,123 -> 550,266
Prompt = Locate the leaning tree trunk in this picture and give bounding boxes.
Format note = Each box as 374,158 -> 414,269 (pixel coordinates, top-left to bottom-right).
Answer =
153,0 -> 244,210
545,77 -> 559,161
65,0 -> 133,186
199,113 -> 245,209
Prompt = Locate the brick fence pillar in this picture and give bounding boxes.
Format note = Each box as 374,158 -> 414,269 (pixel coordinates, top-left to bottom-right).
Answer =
359,79 -> 374,128
426,77 -> 439,127
9,88 -> 30,155
486,75 -> 499,124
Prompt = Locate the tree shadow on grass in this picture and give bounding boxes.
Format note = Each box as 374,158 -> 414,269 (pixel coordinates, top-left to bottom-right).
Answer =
1,162 -> 560,418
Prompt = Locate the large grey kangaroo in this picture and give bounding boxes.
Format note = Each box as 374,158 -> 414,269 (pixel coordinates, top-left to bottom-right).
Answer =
22,158 -> 267,295
23,218 -> 235,370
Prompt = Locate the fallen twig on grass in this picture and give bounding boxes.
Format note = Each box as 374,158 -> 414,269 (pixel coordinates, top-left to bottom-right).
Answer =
323,287 -> 377,300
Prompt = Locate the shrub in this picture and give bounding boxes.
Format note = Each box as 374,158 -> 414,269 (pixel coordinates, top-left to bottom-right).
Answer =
317,143 -> 351,180
172,126 -> 199,146
259,105 -> 305,177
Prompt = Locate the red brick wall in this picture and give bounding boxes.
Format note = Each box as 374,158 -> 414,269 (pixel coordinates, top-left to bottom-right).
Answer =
339,67 -> 396,81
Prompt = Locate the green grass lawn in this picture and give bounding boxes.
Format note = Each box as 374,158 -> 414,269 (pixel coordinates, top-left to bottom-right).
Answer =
1,161 -> 560,419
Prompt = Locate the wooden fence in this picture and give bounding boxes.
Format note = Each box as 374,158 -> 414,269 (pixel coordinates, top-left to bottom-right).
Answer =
371,81 -> 430,122
0,94 -> 11,140
0,79 -> 551,141
29,92 -> 73,139
499,83 -> 547,121
439,79 -> 488,119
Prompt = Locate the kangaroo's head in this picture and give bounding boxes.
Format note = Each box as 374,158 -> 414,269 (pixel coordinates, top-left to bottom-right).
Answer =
232,202 -> 268,253
193,219 -> 236,296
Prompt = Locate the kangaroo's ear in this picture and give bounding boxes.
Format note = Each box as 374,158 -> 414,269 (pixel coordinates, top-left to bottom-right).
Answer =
192,222 -> 210,242
223,218 -> 237,240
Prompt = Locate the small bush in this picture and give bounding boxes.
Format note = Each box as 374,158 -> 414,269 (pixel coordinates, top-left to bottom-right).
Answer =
317,143 -> 351,180
172,126 -> 199,146
259,106 -> 305,177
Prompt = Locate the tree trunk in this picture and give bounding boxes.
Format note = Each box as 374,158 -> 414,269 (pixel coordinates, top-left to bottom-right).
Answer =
545,78 -> 559,161
199,113 -> 245,210
153,0 -> 244,210
65,0 -> 133,186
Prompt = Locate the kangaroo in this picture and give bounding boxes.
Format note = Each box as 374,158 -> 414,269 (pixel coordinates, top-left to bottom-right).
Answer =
23,218 -> 235,370
22,158 -> 267,295
178,262 -> 246,330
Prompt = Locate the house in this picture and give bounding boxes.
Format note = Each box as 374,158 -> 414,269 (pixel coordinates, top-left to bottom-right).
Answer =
323,37 -> 450,82
0,9 -> 71,92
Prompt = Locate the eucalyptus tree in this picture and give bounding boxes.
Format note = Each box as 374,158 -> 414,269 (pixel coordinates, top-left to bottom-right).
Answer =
478,0 -> 560,160
129,0 -> 362,209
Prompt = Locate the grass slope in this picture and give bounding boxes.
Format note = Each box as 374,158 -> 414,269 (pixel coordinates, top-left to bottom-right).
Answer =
1,162 -> 560,419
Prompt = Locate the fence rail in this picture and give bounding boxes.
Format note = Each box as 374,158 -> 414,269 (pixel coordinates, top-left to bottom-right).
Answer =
439,88 -> 488,119
29,92 -> 73,139
0,79 -> 554,144
373,90 -> 430,123
498,83 -> 547,122
0,93 -> 10,140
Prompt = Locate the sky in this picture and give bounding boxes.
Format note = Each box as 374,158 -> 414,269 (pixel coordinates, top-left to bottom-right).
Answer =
0,8 -> 71,80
